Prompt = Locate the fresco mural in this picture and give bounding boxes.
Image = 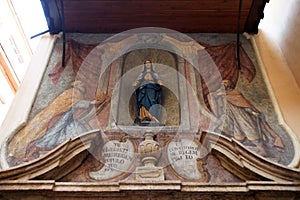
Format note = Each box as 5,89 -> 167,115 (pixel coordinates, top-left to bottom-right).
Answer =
208,79 -> 284,157
1,33 -> 296,182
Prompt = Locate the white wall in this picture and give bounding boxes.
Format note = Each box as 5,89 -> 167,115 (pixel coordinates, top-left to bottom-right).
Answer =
259,0 -> 300,87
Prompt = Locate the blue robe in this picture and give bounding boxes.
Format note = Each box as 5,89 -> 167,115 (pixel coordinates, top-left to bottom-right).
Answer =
134,71 -> 162,121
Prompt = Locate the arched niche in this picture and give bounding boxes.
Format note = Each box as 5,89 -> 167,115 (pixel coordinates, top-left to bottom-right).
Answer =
115,48 -> 180,126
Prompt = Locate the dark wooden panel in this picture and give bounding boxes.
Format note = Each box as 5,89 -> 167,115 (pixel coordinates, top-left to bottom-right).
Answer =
64,10 -> 250,20
64,23 -> 248,33
63,10 -> 250,18
65,16 -> 249,33
48,0 -> 268,33
63,5 -> 250,33
63,0 -> 253,11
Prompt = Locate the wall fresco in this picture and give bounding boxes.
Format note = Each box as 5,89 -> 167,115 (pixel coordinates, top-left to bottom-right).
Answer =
1,32 -> 296,182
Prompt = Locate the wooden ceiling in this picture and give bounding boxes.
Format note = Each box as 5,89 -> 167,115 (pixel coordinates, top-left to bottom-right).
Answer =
41,0 -> 269,34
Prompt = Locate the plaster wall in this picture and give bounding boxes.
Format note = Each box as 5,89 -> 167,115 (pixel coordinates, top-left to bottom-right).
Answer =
259,0 -> 300,87
253,0 -> 300,166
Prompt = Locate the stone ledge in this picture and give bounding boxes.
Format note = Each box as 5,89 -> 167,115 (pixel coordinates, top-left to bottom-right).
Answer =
119,180 -> 181,191
1,180 -> 300,192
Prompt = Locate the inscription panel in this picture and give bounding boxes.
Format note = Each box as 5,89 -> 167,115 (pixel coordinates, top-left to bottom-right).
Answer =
167,138 -> 206,180
89,139 -> 135,180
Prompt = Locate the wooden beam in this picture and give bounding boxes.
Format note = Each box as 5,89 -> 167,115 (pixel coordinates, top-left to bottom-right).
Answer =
244,0 -> 269,33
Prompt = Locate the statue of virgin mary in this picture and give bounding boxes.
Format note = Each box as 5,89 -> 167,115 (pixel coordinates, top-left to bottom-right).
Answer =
132,60 -> 163,125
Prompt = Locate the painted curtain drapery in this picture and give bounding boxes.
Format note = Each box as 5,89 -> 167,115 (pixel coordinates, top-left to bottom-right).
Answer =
198,42 -> 256,107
